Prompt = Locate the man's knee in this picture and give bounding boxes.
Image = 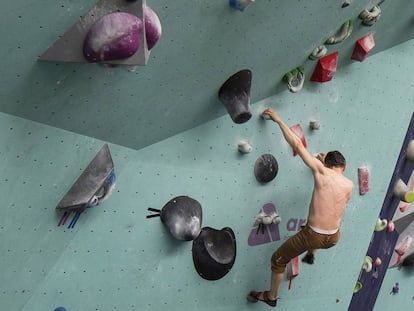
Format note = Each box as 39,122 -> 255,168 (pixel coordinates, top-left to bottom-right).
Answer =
271,251 -> 288,273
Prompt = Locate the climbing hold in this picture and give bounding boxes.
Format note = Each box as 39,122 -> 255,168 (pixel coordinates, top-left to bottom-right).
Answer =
358,166 -> 370,195
351,33 -> 375,62
399,203 -> 410,212
289,124 -> 307,156
38,0 -> 150,66
386,220 -> 395,232
282,66 -> 305,93
309,120 -> 321,130
309,45 -> 328,61
255,211 -> 281,234
395,235 -> 413,257
229,0 -> 255,11
310,51 -> 339,83
144,6 -> 162,50
192,226 -> 236,280
390,282 -> 399,295
359,6 -> 381,26
362,256 -> 373,272
56,144 -> 115,229
353,281 -> 363,293
146,196 -> 202,241
374,257 -> 382,268
286,256 -> 300,290
238,140 -> 253,154
261,110 -> 272,120
406,140 -> 414,162
325,20 -> 353,45
375,218 -> 388,232
254,154 -> 279,183
248,203 -> 281,246
341,1 -> 351,8
393,179 -> 414,203
83,12 -> 143,62
219,69 -> 252,124
53,308 -> 67,311
255,211 -> 281,225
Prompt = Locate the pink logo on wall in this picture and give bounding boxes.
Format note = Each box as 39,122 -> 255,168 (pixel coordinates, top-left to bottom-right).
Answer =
248,203 -> 281,246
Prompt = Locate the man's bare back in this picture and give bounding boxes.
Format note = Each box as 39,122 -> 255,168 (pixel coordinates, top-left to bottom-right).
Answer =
308,166 -> 353,231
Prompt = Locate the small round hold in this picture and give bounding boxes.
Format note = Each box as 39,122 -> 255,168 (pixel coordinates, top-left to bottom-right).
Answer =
254,154 -> 279,183
362,256 -> 373,272
309,120 -> 321,130
386,220 -> 395,232
374,218 -> 387,232
238,141 -> 252,154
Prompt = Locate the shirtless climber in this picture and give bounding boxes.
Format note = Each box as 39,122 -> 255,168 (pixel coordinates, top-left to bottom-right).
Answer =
247,108 -> 353,307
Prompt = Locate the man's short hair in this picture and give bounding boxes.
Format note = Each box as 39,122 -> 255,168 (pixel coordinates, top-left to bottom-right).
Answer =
324,151 -> 346,168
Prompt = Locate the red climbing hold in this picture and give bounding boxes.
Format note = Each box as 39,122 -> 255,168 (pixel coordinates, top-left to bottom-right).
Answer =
351,33 -> 375,62
310,51 -> 339,83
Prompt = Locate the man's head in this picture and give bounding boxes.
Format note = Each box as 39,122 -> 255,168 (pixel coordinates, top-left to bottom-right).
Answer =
324,151 -> 346,169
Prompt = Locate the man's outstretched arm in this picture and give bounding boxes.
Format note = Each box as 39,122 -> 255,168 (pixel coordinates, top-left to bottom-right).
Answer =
262,108 -> 323,172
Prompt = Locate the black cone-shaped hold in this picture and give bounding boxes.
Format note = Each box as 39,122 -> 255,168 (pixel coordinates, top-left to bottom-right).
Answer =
192,227 -> 236,281
218,69 -> 252,124
160,196 -> 202,241
254,154 -> 279,183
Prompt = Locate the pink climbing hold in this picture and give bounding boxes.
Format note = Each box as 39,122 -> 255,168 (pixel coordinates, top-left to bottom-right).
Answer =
358,167 -> 369,195
395,235 -> 413,264
386,220 -> 395,232
400,203 -> 409,212
286,256 -> 300,290
289,124 -> 307,156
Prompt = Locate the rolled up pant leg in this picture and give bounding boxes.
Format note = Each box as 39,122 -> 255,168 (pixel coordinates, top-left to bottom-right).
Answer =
271,226 -> 340,273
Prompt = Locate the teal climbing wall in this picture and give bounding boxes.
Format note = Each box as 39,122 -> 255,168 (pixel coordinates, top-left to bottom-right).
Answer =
1,38 -> 414,310
2,0 -> 414,310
